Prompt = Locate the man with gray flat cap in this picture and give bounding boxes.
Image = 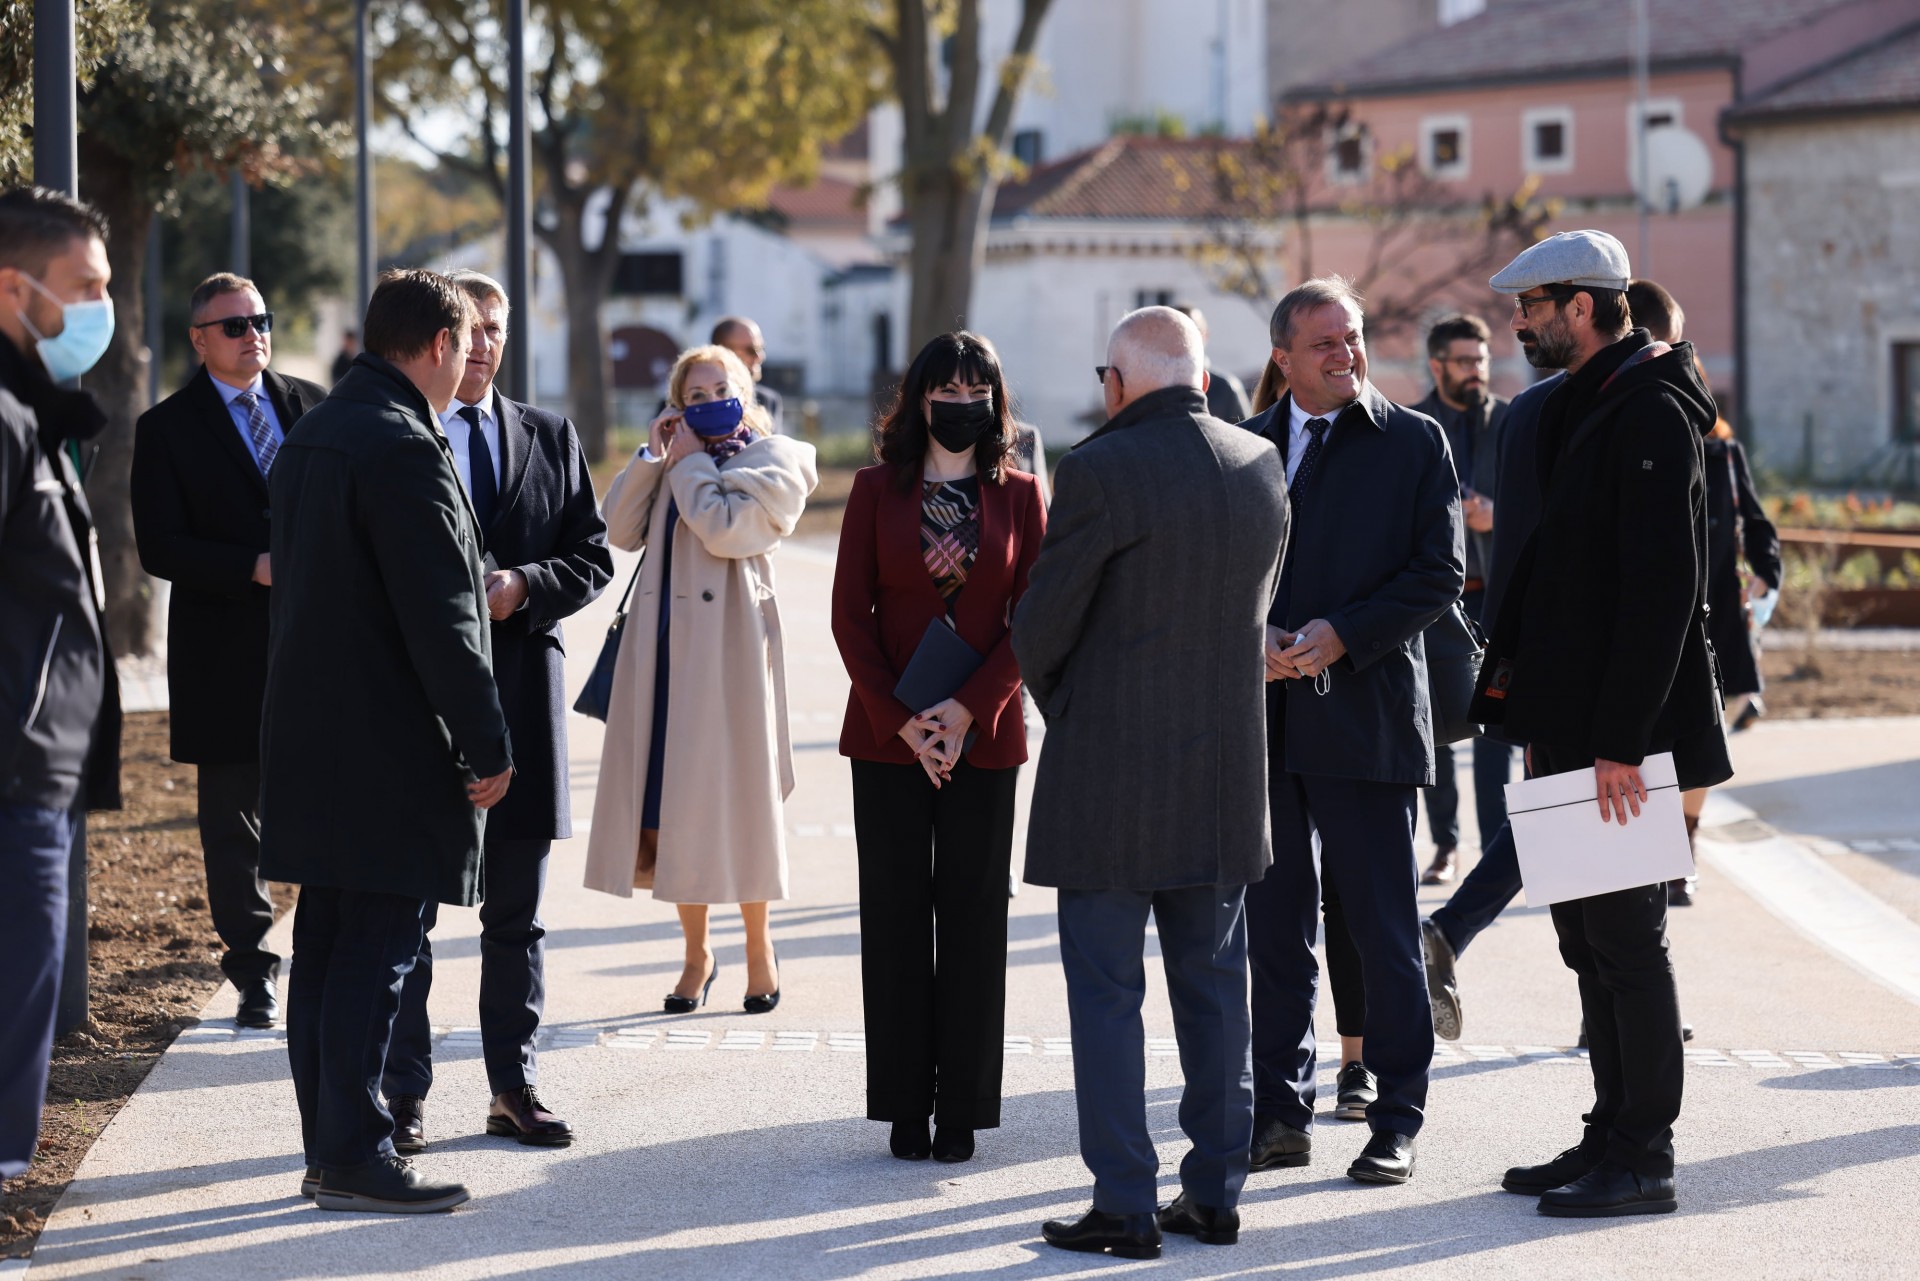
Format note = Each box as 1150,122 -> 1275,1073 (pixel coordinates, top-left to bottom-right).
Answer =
1472,229 -> 1730,1218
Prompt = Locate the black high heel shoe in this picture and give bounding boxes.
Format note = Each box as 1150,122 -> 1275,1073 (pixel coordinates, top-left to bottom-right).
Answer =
932,1125 -> 975,1163
743,948 -> 780,1014
890,1118 -> 931,1161
664,957 -> 718,1014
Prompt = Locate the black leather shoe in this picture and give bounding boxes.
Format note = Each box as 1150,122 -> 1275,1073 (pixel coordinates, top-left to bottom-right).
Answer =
1157,1192 -> 1238,1245
1667,877 -> 1695,907
744,949 -> 780,1014
1421,846 -> 1457,885
889,1118 -> 931,1160
300,1165 -> 320,1199
235,977 -> 279,1029
388,1094 -> 427,1154
486,1086 -> 574,1147
1348,1130 -> 1416,1184
1502,1144 -> 1601,1195
314,1153 -> 468,1214
1421,917 -> 1463,1041
1041,1207 -> 1161,1260
1332,1061 -> 1377,1121
1537,1162 -> 1677,1217
664,957 -> 718,1013
1248,1116 -> 1312,1171
931,1125 -> 974,1163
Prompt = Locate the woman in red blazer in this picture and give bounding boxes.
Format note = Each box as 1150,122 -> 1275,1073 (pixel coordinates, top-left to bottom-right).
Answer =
832,331 -> 1046,1166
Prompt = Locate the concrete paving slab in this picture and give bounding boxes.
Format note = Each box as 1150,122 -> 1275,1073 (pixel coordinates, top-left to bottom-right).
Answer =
25,538 -> 1920,1278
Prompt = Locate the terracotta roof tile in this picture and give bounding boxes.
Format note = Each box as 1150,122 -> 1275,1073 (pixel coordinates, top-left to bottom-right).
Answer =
766,175 -> 866,228
992,136 -> 1247,221
1729,20 -> 1920,117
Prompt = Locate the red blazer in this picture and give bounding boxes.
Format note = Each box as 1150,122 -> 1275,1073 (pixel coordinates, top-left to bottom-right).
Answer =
832,463 -> 1047,768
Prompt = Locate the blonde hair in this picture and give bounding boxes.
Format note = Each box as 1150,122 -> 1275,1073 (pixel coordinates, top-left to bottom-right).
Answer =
666,344 -> 771,435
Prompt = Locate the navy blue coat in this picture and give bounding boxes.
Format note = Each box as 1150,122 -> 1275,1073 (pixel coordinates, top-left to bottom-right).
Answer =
1243,385 -> 1464,787
475,392 -> 613,842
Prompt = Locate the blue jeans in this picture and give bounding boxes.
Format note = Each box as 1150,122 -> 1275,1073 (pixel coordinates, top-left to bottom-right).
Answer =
1058,884 -> 1252,1215
0,802 -> 74,1178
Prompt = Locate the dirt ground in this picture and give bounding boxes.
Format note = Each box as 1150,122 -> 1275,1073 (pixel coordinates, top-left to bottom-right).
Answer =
0,712 -> 293,1258
1761,646 -> 1920,718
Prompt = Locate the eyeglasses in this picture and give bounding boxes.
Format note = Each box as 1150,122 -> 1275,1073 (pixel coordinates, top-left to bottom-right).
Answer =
1511,292 -> 1567,318
1438,355 -> 1489,371
192,312 -> 274,339
1094,365 -> 1122,386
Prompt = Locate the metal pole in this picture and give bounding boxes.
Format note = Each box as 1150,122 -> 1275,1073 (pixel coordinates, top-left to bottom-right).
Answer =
33,0 -> 78,194
230,170 -> 251,276
354,0 -> 375,323
505,0 -> 532,401
146,218 -> 163,406
1633,0 -> 1651,274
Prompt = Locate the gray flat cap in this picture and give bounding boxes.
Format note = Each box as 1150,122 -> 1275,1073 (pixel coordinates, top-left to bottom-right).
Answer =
1489,229 -> 1631,294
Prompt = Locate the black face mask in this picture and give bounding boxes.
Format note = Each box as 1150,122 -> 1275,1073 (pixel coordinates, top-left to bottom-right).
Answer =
927,397 -> 995,453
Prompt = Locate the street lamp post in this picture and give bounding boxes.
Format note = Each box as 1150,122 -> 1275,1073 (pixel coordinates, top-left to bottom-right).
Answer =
230,170 -> 251,276
505,0 -> 532,401
354,0 -> 374,323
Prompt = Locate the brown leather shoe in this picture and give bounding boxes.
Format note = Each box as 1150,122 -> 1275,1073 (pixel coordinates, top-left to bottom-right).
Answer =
388,1094 -> 427,1154
486,1086 -> 574,1147
1420,847 -> 1457,886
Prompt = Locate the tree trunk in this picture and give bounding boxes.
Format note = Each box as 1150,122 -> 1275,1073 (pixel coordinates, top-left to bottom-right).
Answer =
906,169 -> 997,351
537,172 -> 622,464
78,151 -> 162,658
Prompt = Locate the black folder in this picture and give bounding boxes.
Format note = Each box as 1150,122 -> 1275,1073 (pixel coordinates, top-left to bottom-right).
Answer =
893,618 -> 984,715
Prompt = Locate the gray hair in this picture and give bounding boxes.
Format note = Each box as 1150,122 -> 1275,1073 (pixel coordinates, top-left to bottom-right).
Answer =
447,268 -> 511,327
1269,275 -> 1365,350
1107,306 -> 1205,393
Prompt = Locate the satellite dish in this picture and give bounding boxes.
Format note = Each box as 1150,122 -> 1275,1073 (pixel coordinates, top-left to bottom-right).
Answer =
1633,126 -> 1713,214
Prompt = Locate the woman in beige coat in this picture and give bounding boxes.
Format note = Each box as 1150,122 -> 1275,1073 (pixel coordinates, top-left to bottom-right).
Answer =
583,345 -> 818,1014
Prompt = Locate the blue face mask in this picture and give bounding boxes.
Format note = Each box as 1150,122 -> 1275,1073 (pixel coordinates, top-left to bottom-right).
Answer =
681,396 -> 745,438
18,274 -> 115,382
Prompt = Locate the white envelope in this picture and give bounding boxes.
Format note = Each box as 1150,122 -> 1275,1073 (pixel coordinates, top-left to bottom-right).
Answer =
1505,752 -> 1694,907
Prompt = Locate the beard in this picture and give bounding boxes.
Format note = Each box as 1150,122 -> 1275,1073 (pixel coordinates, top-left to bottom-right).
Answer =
1518,320 -> 1577,370
1444,376 -> 1487,407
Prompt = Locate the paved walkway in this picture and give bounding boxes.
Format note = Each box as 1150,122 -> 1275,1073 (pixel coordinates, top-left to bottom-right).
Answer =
17,540 -> 1920,1279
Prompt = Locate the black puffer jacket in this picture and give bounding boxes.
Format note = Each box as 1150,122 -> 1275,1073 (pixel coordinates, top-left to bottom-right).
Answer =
1471,329 -> 1730,785
0,331 -> 115,810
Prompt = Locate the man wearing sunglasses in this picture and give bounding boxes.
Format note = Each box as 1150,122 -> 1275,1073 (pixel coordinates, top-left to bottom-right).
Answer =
131,272 -> 327,1030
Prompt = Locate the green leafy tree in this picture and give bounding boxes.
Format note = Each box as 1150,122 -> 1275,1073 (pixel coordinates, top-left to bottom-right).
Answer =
878,0 -> 1056,352
0,0 -> 142,184
69,2 -> 342,655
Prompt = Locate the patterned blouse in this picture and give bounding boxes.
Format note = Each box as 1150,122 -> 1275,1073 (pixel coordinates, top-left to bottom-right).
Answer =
921,475 -> 981,615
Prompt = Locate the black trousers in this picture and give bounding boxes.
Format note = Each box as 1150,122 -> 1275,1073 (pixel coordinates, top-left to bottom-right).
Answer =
850,758 -> 1017,1129
1535,743 -> 1684,1177
286,886 -> 427,1169
197,762 -> 280,986
0,802 -> 71,1179
385,836 -> 551,1099
1319,879 -> 1366,1041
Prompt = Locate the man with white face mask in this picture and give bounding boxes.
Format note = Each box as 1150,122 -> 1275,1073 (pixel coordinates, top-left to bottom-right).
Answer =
0,185 -> 118,1183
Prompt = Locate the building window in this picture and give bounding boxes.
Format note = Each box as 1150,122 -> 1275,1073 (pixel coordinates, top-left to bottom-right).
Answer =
1522,107 -> 1574,174
1625,98 -> 1684,187
1896,342 -> 1920,443
1012,129 -> 1045,169
1420,115 -> 1470,179
1135,289 -> 1176,309
1438,0 -> 1486,25
611,251 -> 684,297
1328,124 -> 1370,184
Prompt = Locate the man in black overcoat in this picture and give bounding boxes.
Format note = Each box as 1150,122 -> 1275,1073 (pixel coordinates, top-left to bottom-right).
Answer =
1015,306 -> 1288,1259
260,269 -> 513,1214
1473,230 -> 1730,1218
1240,277 -> 1463,1187
132,273 -> 327,1027
383,270 -> 611,1150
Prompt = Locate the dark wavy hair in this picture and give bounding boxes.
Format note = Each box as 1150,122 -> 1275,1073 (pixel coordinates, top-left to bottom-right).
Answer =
876,331 -> 1016,490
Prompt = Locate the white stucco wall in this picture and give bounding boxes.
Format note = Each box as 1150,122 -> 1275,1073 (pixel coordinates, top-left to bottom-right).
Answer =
1743,112 -> 1920,482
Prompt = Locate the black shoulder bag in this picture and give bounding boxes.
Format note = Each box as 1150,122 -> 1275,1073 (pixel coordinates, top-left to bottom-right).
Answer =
572,552 -> 644,722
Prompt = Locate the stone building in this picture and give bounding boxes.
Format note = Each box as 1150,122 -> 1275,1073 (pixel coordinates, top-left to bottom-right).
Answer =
1726,21 -> 1920,485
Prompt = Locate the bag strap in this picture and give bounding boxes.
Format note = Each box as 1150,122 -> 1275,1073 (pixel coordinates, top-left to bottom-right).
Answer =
610,548 -> 645,621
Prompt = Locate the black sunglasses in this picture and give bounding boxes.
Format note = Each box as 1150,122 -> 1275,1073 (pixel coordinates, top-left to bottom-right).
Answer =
193,312 -> 274,339
1094,365 -> 1122,386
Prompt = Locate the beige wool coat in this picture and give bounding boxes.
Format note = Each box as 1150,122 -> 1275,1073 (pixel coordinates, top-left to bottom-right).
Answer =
582,434 -> 819,903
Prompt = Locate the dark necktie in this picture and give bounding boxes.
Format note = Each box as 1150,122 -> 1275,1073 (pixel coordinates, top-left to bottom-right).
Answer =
1288,417 -> 1330,512
460,405 -> 498,539
235,390 -> 278,475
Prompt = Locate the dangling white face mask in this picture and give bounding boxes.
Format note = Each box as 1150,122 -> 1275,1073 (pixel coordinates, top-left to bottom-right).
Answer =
17,273 -> 115,382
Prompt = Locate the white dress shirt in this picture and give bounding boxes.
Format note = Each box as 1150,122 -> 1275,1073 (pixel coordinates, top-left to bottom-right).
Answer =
439,392 -> 504,501
213,374 -> 284,472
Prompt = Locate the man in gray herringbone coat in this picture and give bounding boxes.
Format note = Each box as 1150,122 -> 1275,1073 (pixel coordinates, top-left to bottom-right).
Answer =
1014,306 -> 1289,1260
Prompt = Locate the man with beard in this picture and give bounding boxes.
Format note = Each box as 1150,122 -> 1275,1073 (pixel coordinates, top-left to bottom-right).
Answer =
1411,315 -> 1512,887
1472,229 -> 1729,1217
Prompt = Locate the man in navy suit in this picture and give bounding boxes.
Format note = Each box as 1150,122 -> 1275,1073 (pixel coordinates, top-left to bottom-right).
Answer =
384,270 -> 612,1150
1239,277 -> 1463,1186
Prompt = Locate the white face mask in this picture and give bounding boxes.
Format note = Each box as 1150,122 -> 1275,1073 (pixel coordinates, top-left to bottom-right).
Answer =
18,274 -> 115,382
